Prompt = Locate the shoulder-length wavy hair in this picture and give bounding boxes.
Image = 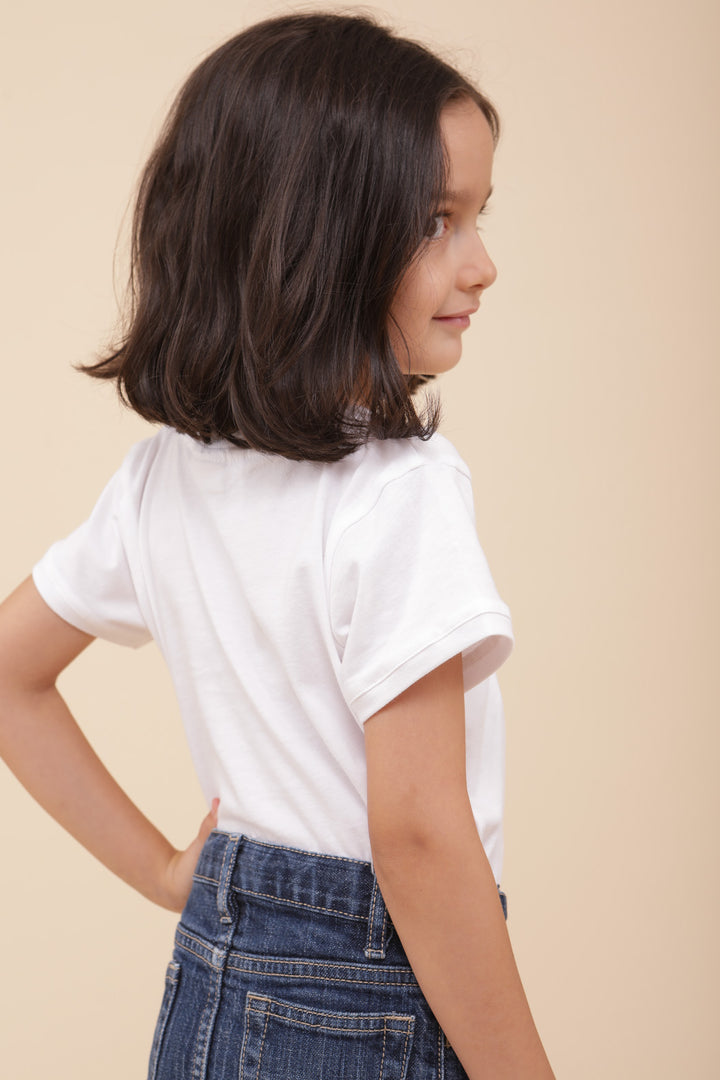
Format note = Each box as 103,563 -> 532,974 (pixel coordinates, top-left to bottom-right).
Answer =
84,13 -> 499,461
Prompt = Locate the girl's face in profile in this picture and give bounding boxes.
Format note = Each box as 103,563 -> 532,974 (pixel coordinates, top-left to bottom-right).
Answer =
389,100 -> 497,376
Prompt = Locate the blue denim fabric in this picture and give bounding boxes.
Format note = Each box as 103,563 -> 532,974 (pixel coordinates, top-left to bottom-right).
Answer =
148,831 -> 507,1080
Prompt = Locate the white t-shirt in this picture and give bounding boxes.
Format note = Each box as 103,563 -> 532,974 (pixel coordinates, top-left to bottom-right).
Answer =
33,426 -> 513,878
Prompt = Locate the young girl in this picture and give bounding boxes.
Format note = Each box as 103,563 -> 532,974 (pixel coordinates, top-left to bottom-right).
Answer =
0,13 -> 554,1079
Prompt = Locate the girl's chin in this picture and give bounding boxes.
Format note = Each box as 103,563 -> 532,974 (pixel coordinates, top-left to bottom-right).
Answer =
407,352 -> 463,377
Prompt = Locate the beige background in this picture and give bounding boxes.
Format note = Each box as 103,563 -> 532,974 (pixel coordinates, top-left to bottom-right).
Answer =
1,0 -> 718,1076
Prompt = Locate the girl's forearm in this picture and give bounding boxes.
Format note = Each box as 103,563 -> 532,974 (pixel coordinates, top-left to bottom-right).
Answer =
0,682 -> 182,909
373,812 -> 555,1080
0,579 -> 214,913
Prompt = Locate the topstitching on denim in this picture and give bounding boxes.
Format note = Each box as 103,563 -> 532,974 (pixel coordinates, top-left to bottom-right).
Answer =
147,831 -> 502,1080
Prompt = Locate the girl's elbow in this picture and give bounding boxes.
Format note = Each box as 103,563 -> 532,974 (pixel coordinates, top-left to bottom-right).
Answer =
368,791 -> 477,871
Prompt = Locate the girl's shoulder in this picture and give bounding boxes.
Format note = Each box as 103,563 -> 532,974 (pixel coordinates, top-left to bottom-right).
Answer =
107,426 -> 233,489
323,431 -> 478,562
362,428 -> 469,474
102,425 -> 175,486
332,430 -> 473,516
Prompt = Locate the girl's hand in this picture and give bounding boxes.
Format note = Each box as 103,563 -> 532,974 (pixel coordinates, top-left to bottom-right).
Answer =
162,799 -> 220,912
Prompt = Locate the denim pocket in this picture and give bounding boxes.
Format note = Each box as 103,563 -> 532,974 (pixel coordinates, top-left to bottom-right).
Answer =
238,993 -> 415,1080
147,961 -> 181,1080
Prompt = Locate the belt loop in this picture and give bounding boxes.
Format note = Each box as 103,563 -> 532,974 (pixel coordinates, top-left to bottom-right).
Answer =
217,834 -> 242,924
364,874 -> 389,960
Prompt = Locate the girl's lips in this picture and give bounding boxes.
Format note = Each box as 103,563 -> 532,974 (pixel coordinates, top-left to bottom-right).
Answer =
433,311 -> 474,328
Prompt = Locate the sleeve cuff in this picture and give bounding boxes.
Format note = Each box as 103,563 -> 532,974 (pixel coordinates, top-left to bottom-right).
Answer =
32,562 -> 152,648
348,609 -> 513,724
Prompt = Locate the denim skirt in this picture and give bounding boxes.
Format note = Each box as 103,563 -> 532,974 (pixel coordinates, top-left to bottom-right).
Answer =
147,831 -> 507,1080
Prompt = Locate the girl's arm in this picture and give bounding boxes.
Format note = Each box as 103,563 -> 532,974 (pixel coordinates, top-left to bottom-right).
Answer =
365,654 -> 555,1079
0,577 -> 216,911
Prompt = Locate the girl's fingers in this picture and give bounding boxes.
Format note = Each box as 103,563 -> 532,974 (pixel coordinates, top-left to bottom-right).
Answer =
198,797 -> 220,840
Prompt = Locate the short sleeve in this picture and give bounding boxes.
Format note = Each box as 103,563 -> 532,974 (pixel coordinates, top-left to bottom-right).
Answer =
328,463 -> 513,723
32,445 -> 154,648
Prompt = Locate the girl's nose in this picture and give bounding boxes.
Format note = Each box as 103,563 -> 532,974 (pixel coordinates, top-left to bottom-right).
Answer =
459,236 -> 497,292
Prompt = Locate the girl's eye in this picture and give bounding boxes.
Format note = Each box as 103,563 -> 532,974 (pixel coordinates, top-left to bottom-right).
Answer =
427,214 -> 449,241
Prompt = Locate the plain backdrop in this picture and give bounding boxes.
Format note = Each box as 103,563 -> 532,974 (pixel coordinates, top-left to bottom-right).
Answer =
1,1 -> 718,1077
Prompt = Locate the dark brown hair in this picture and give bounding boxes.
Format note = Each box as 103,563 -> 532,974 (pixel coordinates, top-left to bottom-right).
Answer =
85,13 -> 499,461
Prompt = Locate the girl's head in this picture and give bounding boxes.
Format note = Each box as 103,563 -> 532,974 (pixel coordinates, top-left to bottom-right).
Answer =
90,13 -> 499,461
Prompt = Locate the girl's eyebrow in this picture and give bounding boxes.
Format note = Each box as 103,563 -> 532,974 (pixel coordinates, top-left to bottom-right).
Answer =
444,184 -> 493,207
